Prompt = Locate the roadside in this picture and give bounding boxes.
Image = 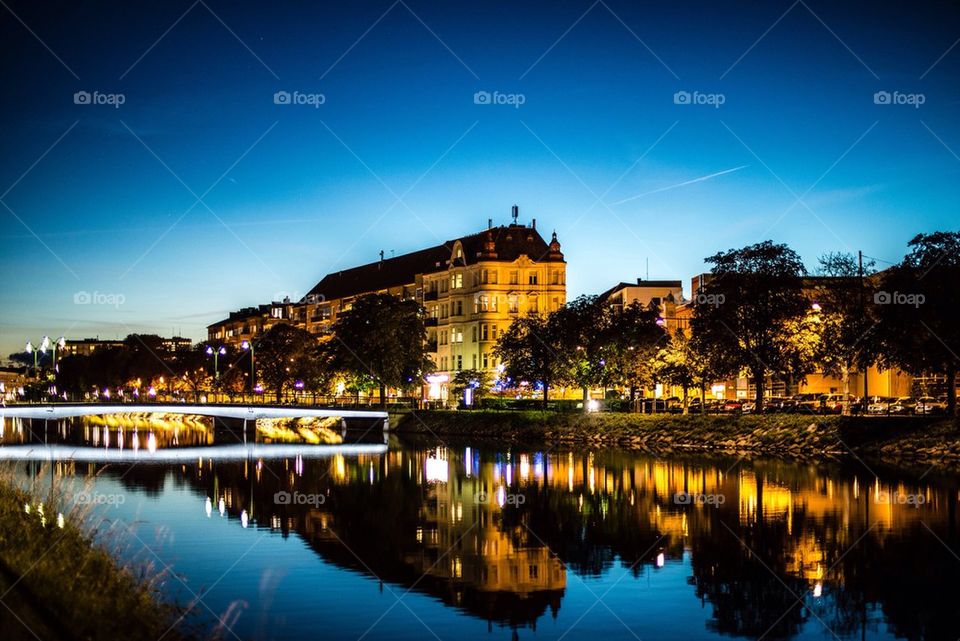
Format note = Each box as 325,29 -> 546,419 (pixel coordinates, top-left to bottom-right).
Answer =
395,410 -> 960,467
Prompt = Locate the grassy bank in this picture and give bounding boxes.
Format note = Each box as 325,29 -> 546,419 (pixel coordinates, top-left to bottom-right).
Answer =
0,478 -> 189,641
396,410 -> 960,464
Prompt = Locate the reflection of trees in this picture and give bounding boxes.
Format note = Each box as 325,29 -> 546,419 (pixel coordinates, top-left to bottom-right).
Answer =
58,443 -> 960,641
689,509 -> 808,638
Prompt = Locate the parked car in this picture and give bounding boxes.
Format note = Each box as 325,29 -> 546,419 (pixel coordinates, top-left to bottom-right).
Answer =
721,399 -> 743,413
888,397 -> 918,415
792,393 -> 822,414
741,400 -> 756,414
820,393 -> 855,414
915,397 -> 946,415
866,396 -> 894,414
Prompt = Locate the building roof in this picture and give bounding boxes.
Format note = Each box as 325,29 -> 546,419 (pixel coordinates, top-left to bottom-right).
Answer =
305,224 -> 561,303
599,279 -> 683,301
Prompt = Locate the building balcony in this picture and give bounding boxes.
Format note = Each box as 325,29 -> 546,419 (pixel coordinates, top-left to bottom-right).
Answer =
424,291 -> 438,301
425,317 -> 438,327
426,341 -> 438,353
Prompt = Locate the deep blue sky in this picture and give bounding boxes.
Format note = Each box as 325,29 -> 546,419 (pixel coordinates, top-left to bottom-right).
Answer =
1,0 -> 958,356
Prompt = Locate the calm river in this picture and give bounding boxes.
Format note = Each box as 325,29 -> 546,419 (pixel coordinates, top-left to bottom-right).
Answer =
1,412 -> 958,641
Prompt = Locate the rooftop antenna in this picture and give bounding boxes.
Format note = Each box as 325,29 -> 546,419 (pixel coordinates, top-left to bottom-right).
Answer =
511,204 -> 519,224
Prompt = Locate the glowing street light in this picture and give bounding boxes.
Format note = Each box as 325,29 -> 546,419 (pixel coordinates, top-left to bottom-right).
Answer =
205,345 -> 227,381
241,339 -> 256,393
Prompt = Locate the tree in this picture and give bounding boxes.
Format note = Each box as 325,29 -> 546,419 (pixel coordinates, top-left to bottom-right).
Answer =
255,323 -> 320,403
450,369 -> 491,406
875,232 -> 960,416
325,294 -> 432,406
604,301 -> 668,406
494,314 -> 562,410
691,241 -> 811,412
550,296 -> 614,410
652,330 -> 700,413
813,253 -> 879,414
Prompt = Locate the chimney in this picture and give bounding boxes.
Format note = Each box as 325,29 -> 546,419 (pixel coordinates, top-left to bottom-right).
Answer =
532,218 -> 536,229
511,204 -> 519,223
488,218 -> 492,229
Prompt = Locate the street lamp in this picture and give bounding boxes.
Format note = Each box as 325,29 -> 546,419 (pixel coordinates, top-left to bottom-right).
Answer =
241,339 -> 256,393
206,345 -> 227,381
25,335 -> 65,377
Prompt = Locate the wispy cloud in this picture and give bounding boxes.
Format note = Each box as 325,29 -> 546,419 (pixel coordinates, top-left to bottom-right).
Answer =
609,165 -> 750,206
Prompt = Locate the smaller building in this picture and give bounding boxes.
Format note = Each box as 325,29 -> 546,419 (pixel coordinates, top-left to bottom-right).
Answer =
61,338 -> 125,358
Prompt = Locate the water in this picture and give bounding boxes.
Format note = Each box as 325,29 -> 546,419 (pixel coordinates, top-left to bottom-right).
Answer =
2,413 -> 959,641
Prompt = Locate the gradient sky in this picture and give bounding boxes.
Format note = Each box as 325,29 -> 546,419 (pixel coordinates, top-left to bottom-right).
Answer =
1,0 -> 958,357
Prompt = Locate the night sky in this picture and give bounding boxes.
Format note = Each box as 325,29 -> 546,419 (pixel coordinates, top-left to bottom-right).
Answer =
1,0 -> 958,355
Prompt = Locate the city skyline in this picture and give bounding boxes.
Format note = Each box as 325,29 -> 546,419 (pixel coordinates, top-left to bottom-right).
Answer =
2,0 -> 959,356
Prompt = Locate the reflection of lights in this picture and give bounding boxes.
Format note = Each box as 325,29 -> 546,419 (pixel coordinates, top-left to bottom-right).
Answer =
425,456 -> 448,483
147,433 -> 157,453
813,582 -> 823,598
218,498 -> 225,517
205,497 -> 213,518
240,510 -> 249,528
496,486 -> 506,507
519,454 -> 530,481
656,553 -> 665,568
464,447 -> 473,476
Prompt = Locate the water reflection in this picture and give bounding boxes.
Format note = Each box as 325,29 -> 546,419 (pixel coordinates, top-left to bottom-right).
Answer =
3,417 -> 959,640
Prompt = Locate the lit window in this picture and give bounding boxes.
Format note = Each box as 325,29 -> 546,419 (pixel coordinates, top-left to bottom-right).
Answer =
528,273 -> 538,285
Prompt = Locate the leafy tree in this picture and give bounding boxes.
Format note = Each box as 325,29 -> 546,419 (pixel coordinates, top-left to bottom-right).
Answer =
604,301 -> 668,405
875,232 -> 960,415
450,369 -> 491,406
325,294 -> 432,406
494,314 -> 562,410
812,253 -> 878,413
691,241 -> 811,412
256,323 -> 321,403
652,330 -> 700,413
550,296 -> 614,409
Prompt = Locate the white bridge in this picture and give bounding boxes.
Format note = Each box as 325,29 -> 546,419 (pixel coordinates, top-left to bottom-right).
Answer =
0,403 -> 389,421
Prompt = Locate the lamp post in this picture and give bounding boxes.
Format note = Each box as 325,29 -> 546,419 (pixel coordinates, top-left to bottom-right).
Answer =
241,339 -> 256,394
206,345 -> 227,381
25,336 -> 64,378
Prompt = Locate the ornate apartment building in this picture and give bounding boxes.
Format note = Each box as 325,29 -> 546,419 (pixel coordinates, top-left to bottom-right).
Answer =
208,211 -> 567,391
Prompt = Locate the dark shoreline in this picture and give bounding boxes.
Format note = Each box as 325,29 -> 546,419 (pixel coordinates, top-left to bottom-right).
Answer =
395,410 -> 960,469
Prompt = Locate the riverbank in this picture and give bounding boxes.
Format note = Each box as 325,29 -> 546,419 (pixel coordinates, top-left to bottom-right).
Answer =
0,478 -> 189,641
396,410 -> 960,466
